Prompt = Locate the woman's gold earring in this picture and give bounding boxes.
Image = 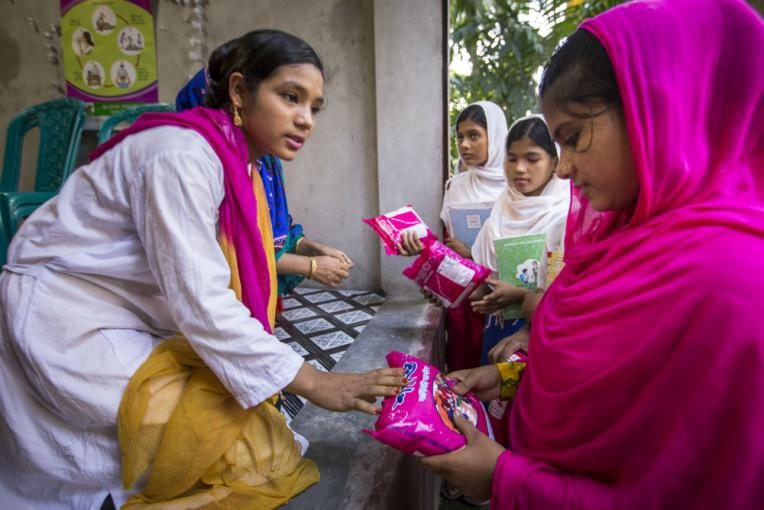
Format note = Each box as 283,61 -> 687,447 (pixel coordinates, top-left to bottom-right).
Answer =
233,107 -> 243,127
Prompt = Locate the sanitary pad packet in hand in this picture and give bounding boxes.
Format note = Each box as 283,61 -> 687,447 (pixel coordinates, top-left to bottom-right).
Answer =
363,205 -> 437,256
402,241 -> 490,308
365,351 -> 492,456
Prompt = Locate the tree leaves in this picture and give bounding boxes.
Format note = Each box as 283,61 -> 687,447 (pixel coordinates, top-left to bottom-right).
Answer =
449,0 -> 625,128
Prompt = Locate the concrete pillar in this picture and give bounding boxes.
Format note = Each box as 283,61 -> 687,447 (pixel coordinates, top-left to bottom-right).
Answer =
373,0 -> 447,295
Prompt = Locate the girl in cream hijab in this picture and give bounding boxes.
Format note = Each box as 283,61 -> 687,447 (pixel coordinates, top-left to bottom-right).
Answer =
398,101 -> 510,375
472,114 -> 569,272
471,114 -> 570,367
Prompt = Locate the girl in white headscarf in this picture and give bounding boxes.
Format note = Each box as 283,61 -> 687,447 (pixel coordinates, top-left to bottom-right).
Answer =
470,115 -> 570,369
396,102 -> 510,374
439,101 -> 509,258
472,115 -> 569,272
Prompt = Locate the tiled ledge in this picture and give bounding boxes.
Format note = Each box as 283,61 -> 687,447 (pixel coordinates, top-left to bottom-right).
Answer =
275,287 -> 387,422
284,297 -> 446,510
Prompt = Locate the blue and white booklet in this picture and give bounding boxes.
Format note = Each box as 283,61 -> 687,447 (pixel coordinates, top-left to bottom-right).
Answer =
447,202 -> 493,248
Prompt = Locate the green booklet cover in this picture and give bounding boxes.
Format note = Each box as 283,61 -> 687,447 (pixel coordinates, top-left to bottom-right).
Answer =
494,233 -> 547,319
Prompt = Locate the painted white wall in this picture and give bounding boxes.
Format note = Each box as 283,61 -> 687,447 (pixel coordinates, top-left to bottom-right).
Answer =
204,0 -> 382,291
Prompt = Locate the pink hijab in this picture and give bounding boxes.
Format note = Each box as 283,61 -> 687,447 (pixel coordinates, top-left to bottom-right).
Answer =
494,0 -> 764,508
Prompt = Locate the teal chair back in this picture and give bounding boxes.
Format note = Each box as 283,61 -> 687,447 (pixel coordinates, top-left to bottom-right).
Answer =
0,191 -> 56,238
98,103 -> 176,144
0,191 -> 56,266
1,98 -> 87,192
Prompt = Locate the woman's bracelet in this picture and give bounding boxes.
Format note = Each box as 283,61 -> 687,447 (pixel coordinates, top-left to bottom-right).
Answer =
307,256 -> 317,279
295,236 -> 305,254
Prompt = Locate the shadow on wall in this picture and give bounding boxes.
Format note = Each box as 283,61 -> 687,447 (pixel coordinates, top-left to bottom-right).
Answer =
0,28 -> 21,89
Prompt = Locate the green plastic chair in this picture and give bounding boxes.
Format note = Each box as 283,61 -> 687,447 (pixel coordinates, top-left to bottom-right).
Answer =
0,191 -> 56,266
98,103 -> 176,144
1,98 -> 87,192
1,98 -> 86,266
0,191 -> 56,238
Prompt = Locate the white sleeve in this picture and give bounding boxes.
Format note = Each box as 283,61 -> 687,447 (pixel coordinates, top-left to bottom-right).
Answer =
128,147 -> 304,409
440,179 -> 455,226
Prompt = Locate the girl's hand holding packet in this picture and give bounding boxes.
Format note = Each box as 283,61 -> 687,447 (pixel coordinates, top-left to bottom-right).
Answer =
402,241 -> 490,308
363,205 -> 437,256
365,352 -> 492,456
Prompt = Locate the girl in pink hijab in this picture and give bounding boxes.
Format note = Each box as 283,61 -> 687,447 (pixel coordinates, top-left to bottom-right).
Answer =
421,0 -> 764,508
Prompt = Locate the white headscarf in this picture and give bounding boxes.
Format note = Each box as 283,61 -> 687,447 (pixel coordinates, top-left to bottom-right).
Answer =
471,114 -> 571,272
440,101 -> 509,225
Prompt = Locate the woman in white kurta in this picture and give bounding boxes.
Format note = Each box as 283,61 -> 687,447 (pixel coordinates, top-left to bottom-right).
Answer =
0,30 -> 402,509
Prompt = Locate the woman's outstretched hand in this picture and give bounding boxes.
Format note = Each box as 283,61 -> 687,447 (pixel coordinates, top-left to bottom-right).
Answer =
287,362 -> 406,414
420,415 -> 504,502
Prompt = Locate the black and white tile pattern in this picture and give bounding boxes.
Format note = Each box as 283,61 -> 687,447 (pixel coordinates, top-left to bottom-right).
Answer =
275,287 -> 385,422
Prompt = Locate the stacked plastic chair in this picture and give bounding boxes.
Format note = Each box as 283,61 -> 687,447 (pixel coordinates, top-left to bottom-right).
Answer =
1,98 -> 87,265
1,101 -> 177,266
97,102 -> 175,144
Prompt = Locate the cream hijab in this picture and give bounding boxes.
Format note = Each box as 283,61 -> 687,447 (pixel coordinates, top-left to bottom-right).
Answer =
471,114 -> 570,272
440,101 -> 509,226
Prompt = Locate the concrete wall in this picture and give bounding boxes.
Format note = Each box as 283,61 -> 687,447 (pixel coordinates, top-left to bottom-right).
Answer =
0,0 -> 446,294
373,0 -> 446,295
0,0 -> 63,191
207,0 -> 383,292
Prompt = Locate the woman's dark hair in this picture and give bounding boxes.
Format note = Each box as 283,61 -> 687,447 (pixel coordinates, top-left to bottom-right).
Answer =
205,29 -> 324,109
456,104 -> 487,130
506,117 -> 557,159
538,29 -> 620,117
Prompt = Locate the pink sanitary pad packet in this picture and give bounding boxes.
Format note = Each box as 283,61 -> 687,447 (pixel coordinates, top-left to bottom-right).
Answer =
363,205 -> 437,256
365,351 -> 492,457
402,241 -> 490,308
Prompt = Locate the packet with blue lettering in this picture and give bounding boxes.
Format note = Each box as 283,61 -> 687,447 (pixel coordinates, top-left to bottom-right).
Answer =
364,351 -> 492,456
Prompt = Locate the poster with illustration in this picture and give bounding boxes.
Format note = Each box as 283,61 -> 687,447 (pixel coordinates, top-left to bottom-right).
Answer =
494,233 -> 547,319
61,0 -> 157,112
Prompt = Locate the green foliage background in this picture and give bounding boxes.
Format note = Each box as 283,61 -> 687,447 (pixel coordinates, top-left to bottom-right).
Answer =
449,1 -> 624,128
448,0 -> 762,169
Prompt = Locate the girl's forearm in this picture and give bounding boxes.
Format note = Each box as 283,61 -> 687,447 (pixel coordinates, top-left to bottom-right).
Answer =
277,253 -> 311,277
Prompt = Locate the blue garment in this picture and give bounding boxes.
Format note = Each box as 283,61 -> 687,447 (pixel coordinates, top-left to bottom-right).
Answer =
480,315 -> 526,366
176,69 -> 306,295
259,155 -> 305,295
175,68 -> 208,111
258,155 -> 300,252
